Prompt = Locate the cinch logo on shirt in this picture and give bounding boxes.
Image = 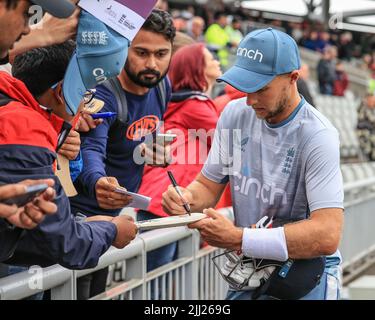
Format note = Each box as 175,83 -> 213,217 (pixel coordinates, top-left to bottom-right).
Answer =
237,47 -> 264,63
126,115 -> 160,140
233,172 -> 287,205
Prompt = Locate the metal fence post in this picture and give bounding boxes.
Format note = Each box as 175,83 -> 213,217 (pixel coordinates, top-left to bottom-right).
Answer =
50,270 -> 76,300
125,253 -> 146,299
176,229 -> 200,299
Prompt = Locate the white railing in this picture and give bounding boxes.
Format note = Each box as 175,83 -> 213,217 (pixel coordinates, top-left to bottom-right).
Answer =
1,175 -> 375,300
0,209 -> 232,300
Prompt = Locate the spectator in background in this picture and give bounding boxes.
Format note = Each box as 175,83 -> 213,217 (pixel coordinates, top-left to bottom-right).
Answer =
297,63 -> 315,106
360,53 -> 373,71
225,16 -> 243,47
371,53 -> 375,72
368,55 -> 375,96
338,32 -> 354,61
154,0 -> 168,11
137,43 -> 221,273
333,61 -> 349,97
369,74 -> 375,96
290,22 -> 303,44
205,11 -> 231,68
357,94 -> 375,161
303,31 -> 321,52
317,46 -> 337,95
187,16 -> 205,42
319,32 -> 332,51
172,10 -> 192,33
186,5 -> 195,17
298,29 -> 311,47
172,32 -> 195,55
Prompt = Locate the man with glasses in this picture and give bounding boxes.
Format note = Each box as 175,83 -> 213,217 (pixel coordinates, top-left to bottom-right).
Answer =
0,0 -> 78,258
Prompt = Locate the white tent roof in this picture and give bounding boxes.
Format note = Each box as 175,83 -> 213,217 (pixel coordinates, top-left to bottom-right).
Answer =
241,0 -> 375,32
348,15 -> 375,26
242,0 -> 375,15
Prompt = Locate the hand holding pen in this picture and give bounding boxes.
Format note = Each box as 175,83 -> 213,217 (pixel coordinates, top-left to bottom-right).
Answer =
167,171 -> 191,215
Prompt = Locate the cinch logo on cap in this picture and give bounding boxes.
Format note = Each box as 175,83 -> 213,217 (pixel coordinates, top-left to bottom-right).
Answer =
237,47 -> 264,63
92,68 -> 107,83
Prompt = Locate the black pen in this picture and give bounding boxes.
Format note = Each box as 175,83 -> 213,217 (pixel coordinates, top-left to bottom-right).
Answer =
167,171 -> 191,215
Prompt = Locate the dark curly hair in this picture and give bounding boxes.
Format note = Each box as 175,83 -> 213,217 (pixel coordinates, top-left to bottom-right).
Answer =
12,40 -> 76,97
141,9 -> 176,43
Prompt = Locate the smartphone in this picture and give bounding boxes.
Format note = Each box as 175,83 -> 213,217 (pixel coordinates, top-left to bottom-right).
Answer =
3,183 -> 49,207
156,133 -> 177,144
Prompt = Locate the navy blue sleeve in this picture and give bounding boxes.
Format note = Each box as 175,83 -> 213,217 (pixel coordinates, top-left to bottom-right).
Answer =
0,144 -> 117,269
13,179 -> 117,269
77,86 -> 118,199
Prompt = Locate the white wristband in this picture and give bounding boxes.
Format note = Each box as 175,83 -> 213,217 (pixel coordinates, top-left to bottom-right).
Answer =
241,227 -> 289,262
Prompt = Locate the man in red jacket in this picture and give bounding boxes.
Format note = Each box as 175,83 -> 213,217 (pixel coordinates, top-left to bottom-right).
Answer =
0,65 -> 137,268
333,61 -> 349,97
0,0 -> 76,232
0,1 -> 138,268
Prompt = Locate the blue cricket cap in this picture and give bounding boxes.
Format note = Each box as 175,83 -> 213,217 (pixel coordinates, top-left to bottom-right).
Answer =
63,10 -> 129,115
218,28 -> 301,93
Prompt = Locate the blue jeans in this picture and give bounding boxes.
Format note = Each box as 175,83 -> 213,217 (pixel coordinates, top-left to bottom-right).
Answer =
226,264 -> 341,300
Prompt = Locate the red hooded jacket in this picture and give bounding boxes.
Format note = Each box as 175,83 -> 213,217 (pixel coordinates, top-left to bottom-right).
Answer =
0,72 -> 117,268
138,94 -> 219,217
0,72 -> 65,151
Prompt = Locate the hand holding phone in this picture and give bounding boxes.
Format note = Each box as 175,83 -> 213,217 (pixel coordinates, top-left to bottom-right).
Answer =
3,183 -> 49,207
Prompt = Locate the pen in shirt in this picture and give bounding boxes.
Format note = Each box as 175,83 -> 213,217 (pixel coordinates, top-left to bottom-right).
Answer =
91,112 -> 117,119
167,171 -> 191,215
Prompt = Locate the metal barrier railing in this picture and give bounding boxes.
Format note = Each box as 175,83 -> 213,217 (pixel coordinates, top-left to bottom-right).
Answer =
1,176 -> 375,300
0,209 -> 232,300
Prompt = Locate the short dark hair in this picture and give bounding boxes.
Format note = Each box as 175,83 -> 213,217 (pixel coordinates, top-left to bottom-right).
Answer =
12,41 -> 75,97
214,11 -> 226,21
141,9 -> 176,43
